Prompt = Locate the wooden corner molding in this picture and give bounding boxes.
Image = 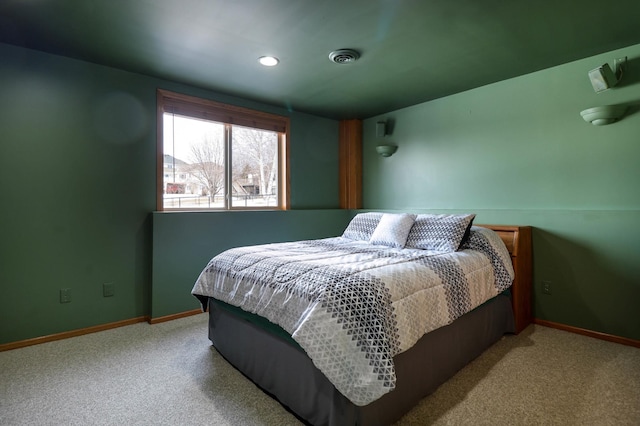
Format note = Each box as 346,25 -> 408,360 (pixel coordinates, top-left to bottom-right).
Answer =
339,119 -> 362,209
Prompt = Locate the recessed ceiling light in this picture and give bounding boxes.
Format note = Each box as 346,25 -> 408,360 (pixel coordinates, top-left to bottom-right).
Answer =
258,56 -> 279,67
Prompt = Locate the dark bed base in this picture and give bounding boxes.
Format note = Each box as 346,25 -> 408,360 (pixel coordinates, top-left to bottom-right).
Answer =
207,294 -> 515,426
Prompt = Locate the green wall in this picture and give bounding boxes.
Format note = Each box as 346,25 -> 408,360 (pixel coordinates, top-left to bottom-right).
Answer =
0,42 -> 343,344
363,44 -> 640,340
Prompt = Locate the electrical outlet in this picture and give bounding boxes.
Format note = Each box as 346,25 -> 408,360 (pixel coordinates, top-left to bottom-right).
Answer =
103,282 -> 115,297
60,288 -> 72,303
542,280 -> 552,295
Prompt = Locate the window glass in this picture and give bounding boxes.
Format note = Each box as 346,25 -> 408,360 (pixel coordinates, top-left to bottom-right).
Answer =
163,113 -> 225,209
231,125 -> 279,208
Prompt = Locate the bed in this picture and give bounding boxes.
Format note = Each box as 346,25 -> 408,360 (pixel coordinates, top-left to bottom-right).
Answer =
192,213 -> 532,425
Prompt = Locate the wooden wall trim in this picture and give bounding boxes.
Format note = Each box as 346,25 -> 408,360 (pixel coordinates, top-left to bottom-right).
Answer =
339,119 -> 362,209
0,316 -> 149,352
0,309 -> 207,352
148,309 -> 204,324
534,319 -> 640,348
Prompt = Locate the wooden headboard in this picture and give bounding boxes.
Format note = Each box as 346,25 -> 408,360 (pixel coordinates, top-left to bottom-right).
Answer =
478,225 -> 532,334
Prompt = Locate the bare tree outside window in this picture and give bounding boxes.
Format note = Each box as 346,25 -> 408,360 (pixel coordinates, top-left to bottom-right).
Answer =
232,126 -> 278,206
187,134 -> 225,200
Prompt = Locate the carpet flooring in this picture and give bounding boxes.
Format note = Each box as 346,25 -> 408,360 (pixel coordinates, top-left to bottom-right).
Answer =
1,314 -> 638,425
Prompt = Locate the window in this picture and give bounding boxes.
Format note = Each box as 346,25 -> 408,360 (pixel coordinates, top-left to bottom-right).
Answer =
157,90 -> 289,211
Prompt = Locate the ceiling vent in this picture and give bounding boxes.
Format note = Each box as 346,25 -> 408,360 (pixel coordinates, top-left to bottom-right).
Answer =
329,49 -> 360,64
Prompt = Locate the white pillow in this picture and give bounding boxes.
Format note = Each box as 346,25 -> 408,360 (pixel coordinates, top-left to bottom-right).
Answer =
405,213 -> 476,252
369,213 -> 416,248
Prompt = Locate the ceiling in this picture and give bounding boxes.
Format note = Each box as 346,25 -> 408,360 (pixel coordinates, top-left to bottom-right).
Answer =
2,0 -> 640,120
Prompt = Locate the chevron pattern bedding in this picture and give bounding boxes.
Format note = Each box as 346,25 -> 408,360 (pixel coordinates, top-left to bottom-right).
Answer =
192,226 -> 514,406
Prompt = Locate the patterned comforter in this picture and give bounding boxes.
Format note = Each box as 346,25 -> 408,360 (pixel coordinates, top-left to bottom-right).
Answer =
191,227 -> 514,406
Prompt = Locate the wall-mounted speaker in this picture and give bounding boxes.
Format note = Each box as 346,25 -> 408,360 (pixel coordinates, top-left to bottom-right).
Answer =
588,57 -> 626,93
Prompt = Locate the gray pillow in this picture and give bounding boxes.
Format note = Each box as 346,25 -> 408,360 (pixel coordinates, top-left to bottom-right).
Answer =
405,213 -> 476,252
342,212 -> 384,241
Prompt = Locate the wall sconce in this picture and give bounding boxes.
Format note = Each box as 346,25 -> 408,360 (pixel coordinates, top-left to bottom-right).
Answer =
376,145 -> 398,157
580,105 -> 627,125
375,120 -> 397,156
588,57 -> 626,92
